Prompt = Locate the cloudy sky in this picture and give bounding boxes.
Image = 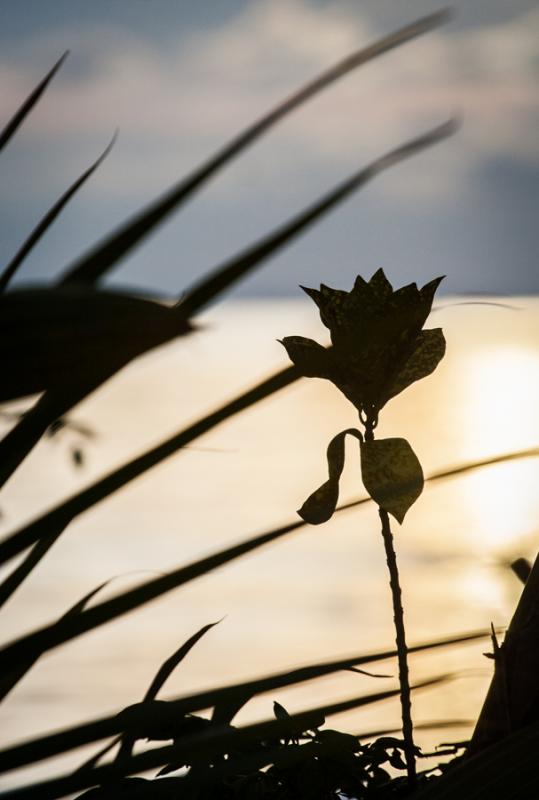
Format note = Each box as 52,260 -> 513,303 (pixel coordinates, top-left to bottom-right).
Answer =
0,0 -> 537,297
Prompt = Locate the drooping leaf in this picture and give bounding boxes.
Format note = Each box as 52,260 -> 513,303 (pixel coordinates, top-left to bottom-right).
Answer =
380,328 -> 446,406
0,52 -> 68,152
298,428 -> 362,524
0,134 -> 116,293
360,438 -> 424,523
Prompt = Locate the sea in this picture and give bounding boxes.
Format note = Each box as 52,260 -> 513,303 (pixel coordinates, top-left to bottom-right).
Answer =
1,297 -> 539,792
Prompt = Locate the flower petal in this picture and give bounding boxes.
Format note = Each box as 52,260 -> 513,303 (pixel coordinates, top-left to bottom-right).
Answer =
289,273 -> 445,415
279,336 -> 333,379
300,284 -> 347,330
379,328 -> 446,406
417,275 -> 445,326
420,275 -> 445,301
368,268 -> 393,299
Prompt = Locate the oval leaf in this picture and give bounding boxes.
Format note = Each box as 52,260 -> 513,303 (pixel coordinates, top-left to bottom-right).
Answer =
380,328 -> 445,406
360,438 -> 423,523
298,429 -> 362,524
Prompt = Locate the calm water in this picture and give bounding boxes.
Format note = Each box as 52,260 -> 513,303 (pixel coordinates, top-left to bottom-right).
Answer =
2,297 -> 539,789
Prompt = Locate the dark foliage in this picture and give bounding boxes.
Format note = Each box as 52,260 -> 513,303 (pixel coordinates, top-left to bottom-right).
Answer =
1,9 -> 536,800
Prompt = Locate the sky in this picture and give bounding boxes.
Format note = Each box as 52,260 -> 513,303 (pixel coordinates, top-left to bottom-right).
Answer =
0,0 -> 537,298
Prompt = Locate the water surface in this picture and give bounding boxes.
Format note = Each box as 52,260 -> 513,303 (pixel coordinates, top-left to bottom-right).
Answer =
1,297 -> 539,788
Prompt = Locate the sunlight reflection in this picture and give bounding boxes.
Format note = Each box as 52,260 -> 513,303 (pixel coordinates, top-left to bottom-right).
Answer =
459,347 -> 539,549
456,566 -> 506,613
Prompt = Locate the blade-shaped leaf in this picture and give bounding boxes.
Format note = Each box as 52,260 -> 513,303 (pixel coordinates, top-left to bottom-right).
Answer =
0,52 -> 68,152
0,18 -> 456,604
174,120 -> 457,319
298,428 -> 362,524
360,438 -> 424,523
0,522 -> 303,671
57,11 -> 450,287
0,378 -> 110,501
0,365 -> 298,572
3,379 -> 529,587
0,287 -> 192,402
0,119 -> 456,496
144,620 -> 222,703
74,736 -> 123,776
114,619 -> 222,760
0,632 -> 488,775
0,674 -> 454,799
0,580 -> 110,703
0,134 -> 116,293
0,362 -> 536,592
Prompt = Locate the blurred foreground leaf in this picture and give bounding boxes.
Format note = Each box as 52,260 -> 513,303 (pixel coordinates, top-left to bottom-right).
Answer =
0,633 -> 486,776
0,674 -> 452,799
0,52 -> 68,152
0,288 -> 192,402
0,135 -> 116,293
58,11 -> 450,287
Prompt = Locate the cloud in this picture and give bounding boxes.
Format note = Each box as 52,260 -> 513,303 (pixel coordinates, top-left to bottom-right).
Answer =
0,0 -> 537,205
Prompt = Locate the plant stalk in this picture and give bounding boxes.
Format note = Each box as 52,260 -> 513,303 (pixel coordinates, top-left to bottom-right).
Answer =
378,506 -> 416,785
365,418 -> 416,785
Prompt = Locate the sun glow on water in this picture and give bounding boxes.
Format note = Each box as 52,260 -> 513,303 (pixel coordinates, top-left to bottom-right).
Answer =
458,346 -> 539,549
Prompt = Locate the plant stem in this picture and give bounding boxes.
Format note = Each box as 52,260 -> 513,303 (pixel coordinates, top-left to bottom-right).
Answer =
364,417 -> 416,786
378,506 -> 416,785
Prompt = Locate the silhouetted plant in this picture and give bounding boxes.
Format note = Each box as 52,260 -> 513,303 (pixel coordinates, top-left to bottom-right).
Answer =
2,8 -> 538,800
281,270 -> 445,785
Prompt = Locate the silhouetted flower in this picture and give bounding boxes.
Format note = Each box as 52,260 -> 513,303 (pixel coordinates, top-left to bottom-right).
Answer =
281,269 -> 445,418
